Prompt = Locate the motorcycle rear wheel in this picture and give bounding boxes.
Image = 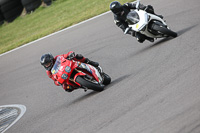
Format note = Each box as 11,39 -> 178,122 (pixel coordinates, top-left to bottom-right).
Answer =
151,22 -> 178,38
75,76 -> 104,92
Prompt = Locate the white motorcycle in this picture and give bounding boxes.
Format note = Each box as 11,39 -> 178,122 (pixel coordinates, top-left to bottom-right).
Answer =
124,0 -> 177,41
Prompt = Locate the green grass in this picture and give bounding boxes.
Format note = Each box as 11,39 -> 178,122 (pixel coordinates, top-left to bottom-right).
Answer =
0,0 -> 132,54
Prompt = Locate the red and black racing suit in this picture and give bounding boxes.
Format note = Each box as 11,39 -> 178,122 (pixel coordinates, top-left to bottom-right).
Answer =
46,51 -> 87,92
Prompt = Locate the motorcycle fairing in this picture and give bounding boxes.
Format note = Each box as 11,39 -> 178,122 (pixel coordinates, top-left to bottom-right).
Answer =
61,73 -> 68,80
129,10 -> 148,32
51,56 -> 103,87
51,56 -> 72,84
77,63 -> 102,83
127,9 -> 169,38
73,72 -> 87,86
78,63 -> 92,74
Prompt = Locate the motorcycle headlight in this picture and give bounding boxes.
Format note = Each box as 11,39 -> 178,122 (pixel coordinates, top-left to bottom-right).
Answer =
126,11 -> 140,24
65,66 -> 71,73
61,74 -> 68,80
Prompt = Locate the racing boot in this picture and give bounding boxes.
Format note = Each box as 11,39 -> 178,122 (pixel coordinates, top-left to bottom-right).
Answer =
135,32 -> 145,43
136,32 -> 154,43
84,58 -> 99,67
154,14 -> 163,19
84,58 -> 103,74
146,36 -> 154,42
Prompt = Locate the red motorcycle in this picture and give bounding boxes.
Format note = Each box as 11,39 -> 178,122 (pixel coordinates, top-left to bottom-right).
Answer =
51,56 -> 111,91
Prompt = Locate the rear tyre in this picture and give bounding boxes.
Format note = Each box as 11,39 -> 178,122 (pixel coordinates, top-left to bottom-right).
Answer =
102,73 -> 111,85
75,76 -> 104,92
151,22 -> 177,38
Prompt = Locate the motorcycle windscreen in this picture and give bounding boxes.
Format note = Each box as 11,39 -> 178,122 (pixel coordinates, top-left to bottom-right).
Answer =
51,57 -> 61,74
126,11 -> 140,24
51,56 -> 65,84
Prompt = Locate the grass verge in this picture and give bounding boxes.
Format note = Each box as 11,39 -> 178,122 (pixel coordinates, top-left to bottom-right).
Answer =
0,0 -> 132,54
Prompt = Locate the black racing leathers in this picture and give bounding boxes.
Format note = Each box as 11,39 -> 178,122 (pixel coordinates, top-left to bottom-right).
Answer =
112,3 -> 158,43
113,3 -> 147,32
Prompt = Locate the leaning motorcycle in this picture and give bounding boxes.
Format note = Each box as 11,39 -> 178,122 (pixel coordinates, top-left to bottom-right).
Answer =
51,56 -> 111,92
124,0 -> 177,40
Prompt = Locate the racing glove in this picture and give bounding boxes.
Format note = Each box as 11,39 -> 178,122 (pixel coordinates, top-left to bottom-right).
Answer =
67,52 -> 75,60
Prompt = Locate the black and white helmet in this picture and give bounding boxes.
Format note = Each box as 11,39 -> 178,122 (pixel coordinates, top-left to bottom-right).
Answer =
40,53 -> 54,71
110,1 -> 123,15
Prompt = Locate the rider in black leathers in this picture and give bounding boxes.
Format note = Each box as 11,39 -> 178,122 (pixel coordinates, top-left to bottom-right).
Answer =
110,1 -> 163,43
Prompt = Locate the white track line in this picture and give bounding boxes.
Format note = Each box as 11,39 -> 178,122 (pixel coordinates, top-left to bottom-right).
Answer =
0,11 -> 111,57
0,104 -> 26,133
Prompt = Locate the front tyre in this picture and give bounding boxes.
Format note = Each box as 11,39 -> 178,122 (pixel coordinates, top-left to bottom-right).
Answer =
151,22 -> 178,38
102,73 -> 111,85
75,76 -> 104,92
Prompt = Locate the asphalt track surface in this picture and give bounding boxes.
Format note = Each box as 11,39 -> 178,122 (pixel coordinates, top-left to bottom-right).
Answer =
0,0 -> 200,132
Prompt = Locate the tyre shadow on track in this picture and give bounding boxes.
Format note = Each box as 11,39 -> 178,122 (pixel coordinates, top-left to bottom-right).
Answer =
137,24 -> 198,53
67,91 -> 98,106
176,24 -> 198,36
50,75 -> 132,116
47,91 -> 98,114
68,74 -> 131,105
104,74 -> 131,89
130,37 -> 172,57
66,74 -> 131,106
130,24 -> 198,57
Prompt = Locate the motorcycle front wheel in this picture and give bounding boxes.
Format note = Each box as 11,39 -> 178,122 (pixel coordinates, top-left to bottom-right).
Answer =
102,73 -> 111,85
151,22 -> 178,38
75,76 -> 104,92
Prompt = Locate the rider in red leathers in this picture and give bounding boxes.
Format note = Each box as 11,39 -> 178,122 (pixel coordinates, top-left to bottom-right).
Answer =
40,51 -> 99,92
